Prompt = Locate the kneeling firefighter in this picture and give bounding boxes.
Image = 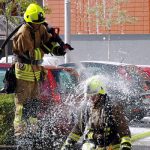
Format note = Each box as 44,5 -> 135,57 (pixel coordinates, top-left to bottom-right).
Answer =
61,75 -> 132,150
12,3 -> 73,137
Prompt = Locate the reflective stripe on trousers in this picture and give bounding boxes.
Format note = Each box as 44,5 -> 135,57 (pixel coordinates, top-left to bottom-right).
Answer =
14,104 -> 23,127
14,102 -> 38,135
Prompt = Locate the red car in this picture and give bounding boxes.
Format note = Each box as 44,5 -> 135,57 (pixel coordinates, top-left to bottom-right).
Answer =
0,63 -> 79,101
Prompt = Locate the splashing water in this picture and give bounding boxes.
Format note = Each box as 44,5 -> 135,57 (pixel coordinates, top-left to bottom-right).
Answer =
15,63 -> 148,149
15,101 -> 75,149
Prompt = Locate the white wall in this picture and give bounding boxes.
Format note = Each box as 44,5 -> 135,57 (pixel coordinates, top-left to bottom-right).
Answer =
1,34 -> 150,66
60,34 -> 150,65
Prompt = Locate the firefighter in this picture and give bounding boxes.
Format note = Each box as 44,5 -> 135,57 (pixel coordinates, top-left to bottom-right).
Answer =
12,3 -> 73,137
61,75 -> 132,150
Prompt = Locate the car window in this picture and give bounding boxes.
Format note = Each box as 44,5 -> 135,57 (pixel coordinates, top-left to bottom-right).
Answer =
51,70 -> 78,94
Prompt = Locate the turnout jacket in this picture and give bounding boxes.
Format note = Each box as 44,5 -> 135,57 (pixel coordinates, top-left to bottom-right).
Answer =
67,101 -> 131,147
13,23 -> 51,60
13,23 -> 51,81
12,23 -> 65,81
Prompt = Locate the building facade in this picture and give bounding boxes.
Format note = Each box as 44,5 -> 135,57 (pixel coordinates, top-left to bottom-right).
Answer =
0,0 -> 149,35
45,0 -> 150,35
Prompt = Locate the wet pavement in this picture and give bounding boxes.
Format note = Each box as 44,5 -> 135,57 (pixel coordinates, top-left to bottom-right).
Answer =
130,116 -> 150,149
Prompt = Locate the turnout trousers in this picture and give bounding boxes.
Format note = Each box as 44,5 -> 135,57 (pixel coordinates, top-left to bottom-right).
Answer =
13,79 -> 40,136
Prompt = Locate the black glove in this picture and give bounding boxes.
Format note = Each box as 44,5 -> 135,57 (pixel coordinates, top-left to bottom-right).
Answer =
63,43 -> 74,51
120,143 -> 132,150
54,43 -> 74,56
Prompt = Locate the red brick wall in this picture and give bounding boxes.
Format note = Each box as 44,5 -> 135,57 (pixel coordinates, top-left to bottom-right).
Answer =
45,0 -> 150,34
122,0 -> 150,34
45,0 -> 64,34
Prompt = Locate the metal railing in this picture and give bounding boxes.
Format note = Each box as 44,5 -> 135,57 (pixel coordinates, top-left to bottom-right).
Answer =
0,15 -> 23,34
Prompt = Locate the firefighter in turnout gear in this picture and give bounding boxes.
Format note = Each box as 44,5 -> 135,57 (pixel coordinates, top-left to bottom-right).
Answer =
12,3 -> 73,137
61,75 -> 132,150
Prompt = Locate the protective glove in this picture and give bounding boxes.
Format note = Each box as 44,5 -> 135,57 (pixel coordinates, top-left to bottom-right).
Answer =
63,43 -> 74,51
120,143 -> 132,150
120,136 -> 132,150
86,131 -> 94,140
55,43 -> 73,56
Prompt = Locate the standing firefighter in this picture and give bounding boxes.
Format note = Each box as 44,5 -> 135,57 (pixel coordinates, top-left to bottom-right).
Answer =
61,75 -> 132,150
12,3 -> 73,137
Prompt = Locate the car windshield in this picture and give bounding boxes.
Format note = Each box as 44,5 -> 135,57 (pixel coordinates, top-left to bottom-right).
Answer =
82,62 -> 117,73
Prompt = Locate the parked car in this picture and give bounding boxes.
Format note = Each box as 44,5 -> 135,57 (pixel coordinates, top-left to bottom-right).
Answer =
59,61 -> 149,121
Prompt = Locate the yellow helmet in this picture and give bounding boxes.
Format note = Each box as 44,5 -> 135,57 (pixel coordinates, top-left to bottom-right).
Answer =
24,3 -> 45,24
85,75 -> 106,96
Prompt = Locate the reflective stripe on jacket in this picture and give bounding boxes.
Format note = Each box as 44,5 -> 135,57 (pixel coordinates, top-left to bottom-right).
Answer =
14,104 -> 23,127
15,62 -> 41,81
34,48 -> 43,60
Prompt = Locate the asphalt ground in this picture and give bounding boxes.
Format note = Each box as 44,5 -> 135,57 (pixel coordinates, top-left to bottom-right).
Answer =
132,145 -> 150,150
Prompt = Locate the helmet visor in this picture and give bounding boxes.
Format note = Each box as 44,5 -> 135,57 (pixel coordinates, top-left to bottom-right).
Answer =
32,12 -> 45,23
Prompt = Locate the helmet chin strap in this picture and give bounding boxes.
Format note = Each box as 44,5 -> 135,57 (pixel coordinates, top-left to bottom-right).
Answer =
27,22 -> 33,29
27,23 -> 41,31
